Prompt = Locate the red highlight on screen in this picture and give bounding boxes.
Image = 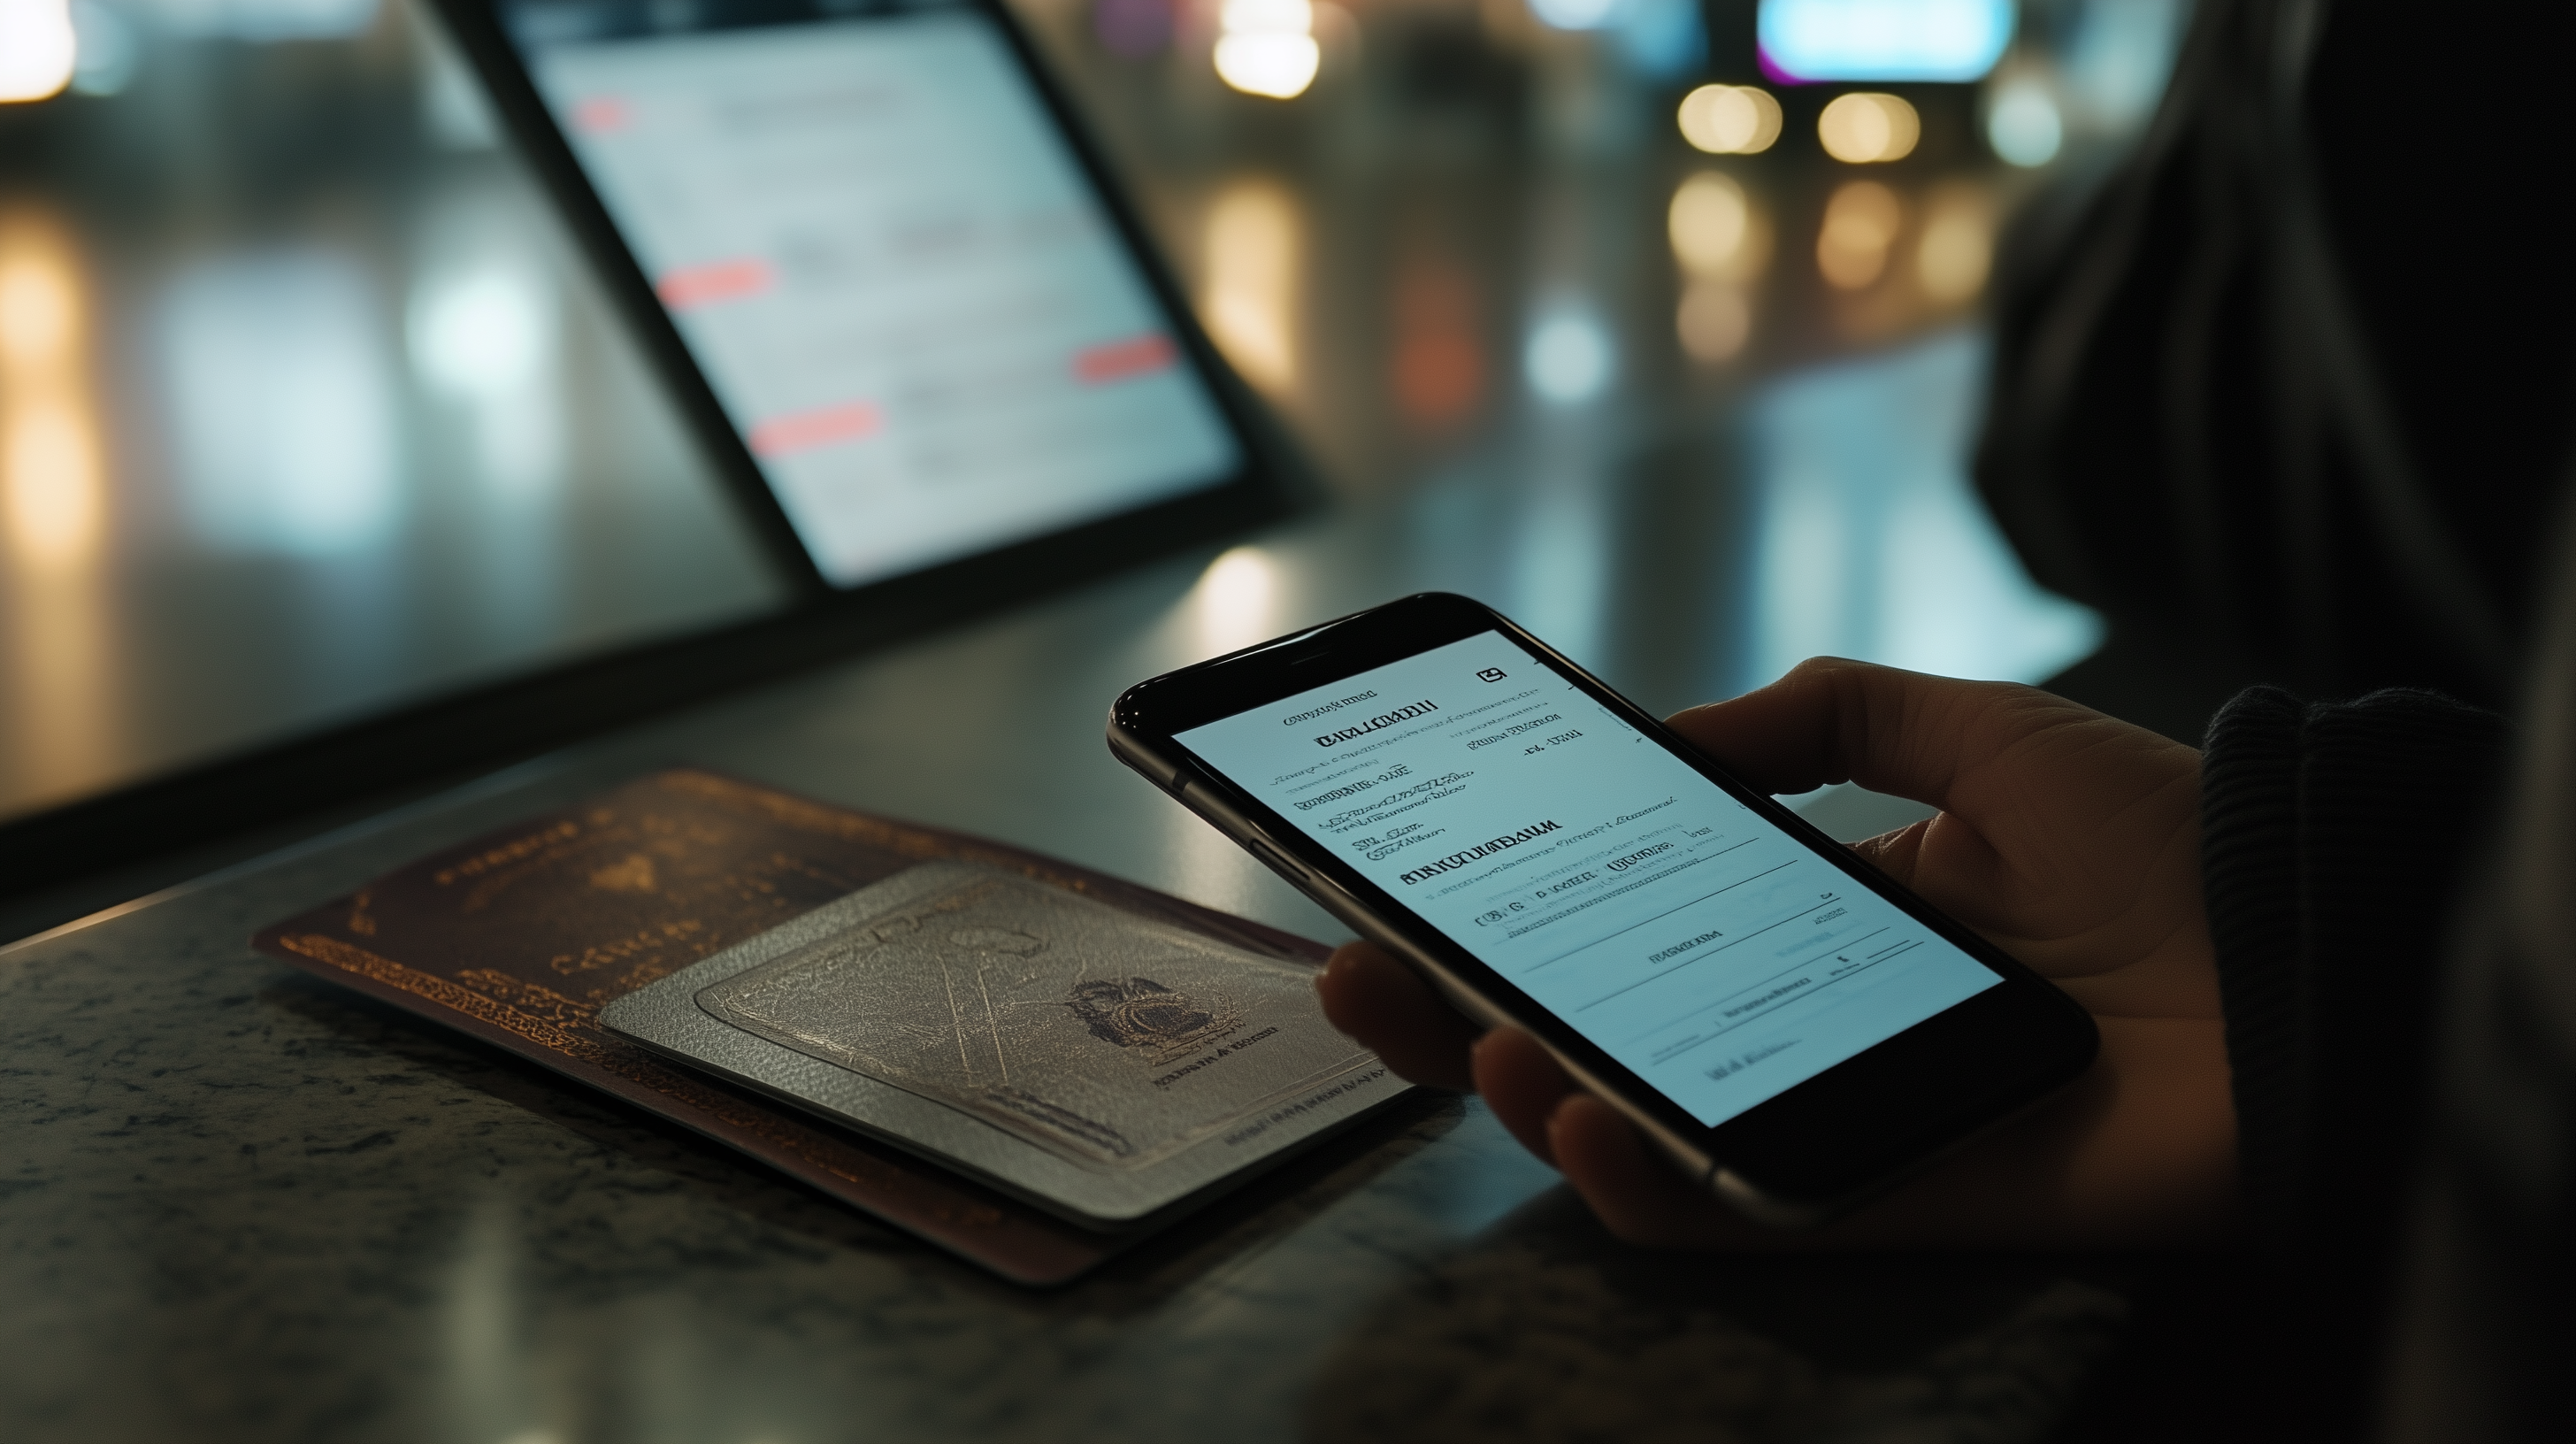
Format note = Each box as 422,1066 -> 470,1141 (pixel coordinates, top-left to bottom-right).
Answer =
1073,332 -> 1177,384
656,257 -> 775,310
749,400 -> 883,457
572,96 -> 632,133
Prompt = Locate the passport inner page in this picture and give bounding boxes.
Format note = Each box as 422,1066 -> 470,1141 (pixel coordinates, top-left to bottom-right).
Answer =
697,867 -> 1367,1171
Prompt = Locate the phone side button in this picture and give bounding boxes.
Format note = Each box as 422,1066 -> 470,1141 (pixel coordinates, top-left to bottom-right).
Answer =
1247,837 -> 1309,880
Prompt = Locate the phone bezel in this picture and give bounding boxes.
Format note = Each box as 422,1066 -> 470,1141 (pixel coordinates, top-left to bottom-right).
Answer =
1109,592 -> 2100,1212
427,0 -> 1299,603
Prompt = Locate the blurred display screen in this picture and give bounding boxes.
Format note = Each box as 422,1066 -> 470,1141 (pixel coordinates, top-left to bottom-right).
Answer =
499,0 -> 1243,588
1756,0 -> 2013,83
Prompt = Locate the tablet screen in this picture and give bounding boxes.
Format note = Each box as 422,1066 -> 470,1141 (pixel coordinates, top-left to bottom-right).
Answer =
496,0 -> 1245,587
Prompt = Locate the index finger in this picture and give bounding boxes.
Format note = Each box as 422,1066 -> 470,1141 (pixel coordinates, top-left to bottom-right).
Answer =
1315,941 -> 1481,1090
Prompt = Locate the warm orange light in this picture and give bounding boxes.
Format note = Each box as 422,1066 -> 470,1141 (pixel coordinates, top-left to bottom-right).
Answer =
1675,281 -> 1751,363
1215,0 -> 1319,100
1193,545 -> 1281,657
1916,185 -> 1994,303
0,0 -> 76,104
1677,85 -> 1782,155
0,206 -> 112,806
1200,180 -> 1300,394
4,398 -> 99,566
0,258 -> 75,367
1817,180 -> 1902,289
1668,173 -> 1750,277
0,214 -> 103,571
1818,93 -> 1920,164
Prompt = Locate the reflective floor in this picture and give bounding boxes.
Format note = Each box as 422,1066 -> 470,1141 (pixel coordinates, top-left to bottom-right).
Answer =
0,0 -> 2182,827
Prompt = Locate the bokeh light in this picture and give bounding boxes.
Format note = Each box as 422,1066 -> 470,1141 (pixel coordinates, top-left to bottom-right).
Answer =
1817,92 -> 1920,164
0,259 -> 75,373
408,253 -> 564,497
1528,0 -> 1619,31
1914,185 -> 1991,303
1676,84 -> 1782,155
1193,545 -> 1281,657
1200,180 -> 1300,394
1985,78 -> 2062,166
0,208 -> 112,799
1757,0 -> 2014,83
70,2 -> 137,96
0,215 -> 102,570
1668,173 -> 1752,277
1615,0 -> 1710,78
1215,0 -> 1319,100
1675,282 -> 1751,363
408,268 -> 554,398
0,0 -> 77,104
4,401 -> 99,565
2060,0 -> 2187,127
1816,180 -> 1902,289
1524,310 -> 1615,404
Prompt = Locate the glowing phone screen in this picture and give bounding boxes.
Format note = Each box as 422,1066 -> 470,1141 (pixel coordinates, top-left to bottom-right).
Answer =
1177,632 -> 2003,1127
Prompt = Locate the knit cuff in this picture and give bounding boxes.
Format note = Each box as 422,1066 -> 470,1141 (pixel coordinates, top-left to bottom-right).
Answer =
2201,686 -> 2309,1232
2200,686 -> 2512,1245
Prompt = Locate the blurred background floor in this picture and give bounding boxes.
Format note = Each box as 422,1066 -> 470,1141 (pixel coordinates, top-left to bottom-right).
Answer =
0,0 -> 2188,838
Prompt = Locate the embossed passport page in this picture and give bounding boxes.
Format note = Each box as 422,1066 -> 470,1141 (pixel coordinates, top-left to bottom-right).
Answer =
252,769 -> 1406,1283
602,863 -> 1394,1224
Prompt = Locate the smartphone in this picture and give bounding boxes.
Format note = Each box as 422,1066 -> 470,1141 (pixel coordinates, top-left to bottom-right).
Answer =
1108,593 -> 2098,1224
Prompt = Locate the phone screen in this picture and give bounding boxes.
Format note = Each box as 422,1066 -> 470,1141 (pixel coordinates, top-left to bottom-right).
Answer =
495,0 -> 1244,588
1174,632 -> 2004,1129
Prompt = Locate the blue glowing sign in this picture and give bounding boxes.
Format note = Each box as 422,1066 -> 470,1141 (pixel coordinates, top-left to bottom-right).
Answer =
1757,0 -> 2015,83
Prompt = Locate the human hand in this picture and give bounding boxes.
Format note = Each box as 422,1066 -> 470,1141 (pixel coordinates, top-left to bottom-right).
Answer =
1317,657 -> 2236,1248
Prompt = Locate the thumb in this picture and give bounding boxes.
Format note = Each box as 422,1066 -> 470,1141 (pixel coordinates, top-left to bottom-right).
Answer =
1663,657 -> 2087,810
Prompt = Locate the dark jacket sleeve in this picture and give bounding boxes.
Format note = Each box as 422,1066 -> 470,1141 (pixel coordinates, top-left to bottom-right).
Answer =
2198,685 -> 2511,1438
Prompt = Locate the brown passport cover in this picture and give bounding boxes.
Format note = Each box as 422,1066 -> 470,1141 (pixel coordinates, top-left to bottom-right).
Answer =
250,767 -> 1332,1286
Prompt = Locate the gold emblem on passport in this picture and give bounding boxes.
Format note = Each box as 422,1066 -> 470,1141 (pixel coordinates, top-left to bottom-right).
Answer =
685,867 -> 1369,1171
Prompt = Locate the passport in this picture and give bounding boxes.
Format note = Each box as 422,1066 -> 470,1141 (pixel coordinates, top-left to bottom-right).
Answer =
251,769 -> 1405,1284
603,864 -> 1390,1224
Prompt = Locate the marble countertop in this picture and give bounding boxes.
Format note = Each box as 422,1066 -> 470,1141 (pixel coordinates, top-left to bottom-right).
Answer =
2,511 -> 2143,1443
